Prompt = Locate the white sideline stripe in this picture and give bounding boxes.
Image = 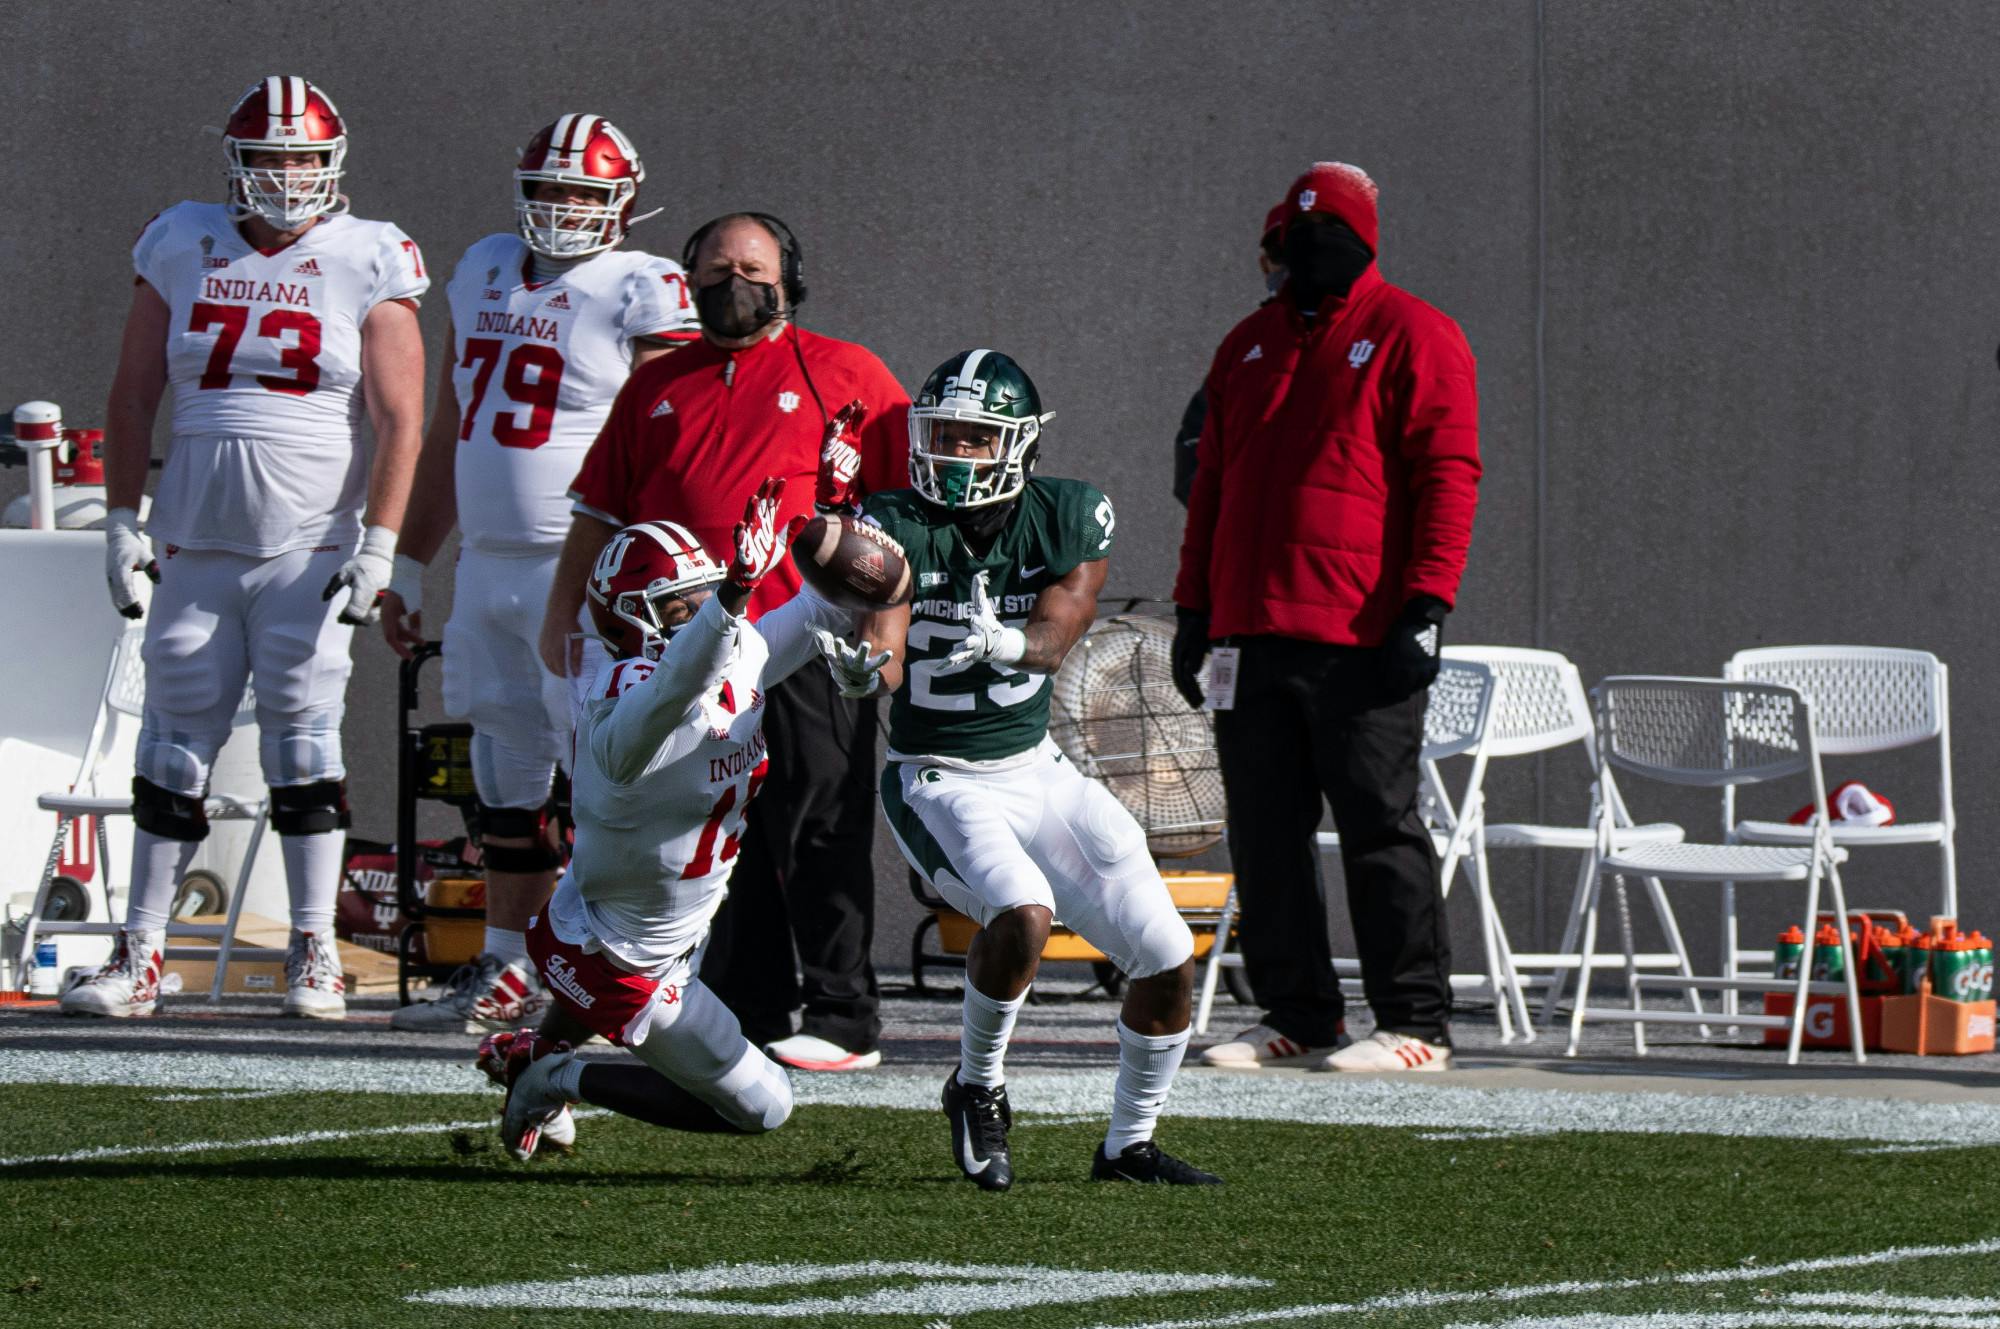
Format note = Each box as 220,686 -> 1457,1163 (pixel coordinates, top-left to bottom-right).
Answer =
1446,1313 -> 1987,1327
1084,1238 -> 2000,1329
1784,1293 -> 2000,1312
7,1052 -> 2000,1147
149,1089 -> 290,1103
0,1110 -> 610,1169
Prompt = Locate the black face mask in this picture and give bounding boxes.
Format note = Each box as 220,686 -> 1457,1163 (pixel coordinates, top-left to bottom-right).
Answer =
1283,219 -> 1373,311
694,273 -> 782,338
949,500 -> 1015,547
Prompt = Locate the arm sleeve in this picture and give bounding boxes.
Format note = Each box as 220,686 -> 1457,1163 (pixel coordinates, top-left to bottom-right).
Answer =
370,223 -> 431,308
567,375 -> 639,525
625,259 -> 703,343
1396,318 -> 1482,607
590,595 -> 742,784
853,354 -> 913,498
757,584 -> 856,685
1171,345 -> 1231,610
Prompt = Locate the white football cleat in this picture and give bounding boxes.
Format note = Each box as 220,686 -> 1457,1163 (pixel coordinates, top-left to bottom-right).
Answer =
390,954 -> 549,1034
59,929 -> 165,1018
765,1032 -> 881,1072
1314,1030 -> 1451,1073
499,1033 -> 577,1161
1198,1022 -> 1349,1069
282,931 -> 347,1020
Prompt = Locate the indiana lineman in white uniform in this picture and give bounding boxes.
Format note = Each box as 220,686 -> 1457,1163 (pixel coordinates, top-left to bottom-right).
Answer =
382,115 -> 700,1034
67,76 -> 428,1020
485,446 -> 862,1159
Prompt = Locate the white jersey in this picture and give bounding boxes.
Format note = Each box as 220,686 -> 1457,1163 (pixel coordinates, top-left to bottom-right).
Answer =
446,234 -> 699,556
562,589 -> 848,972
134,201 -> 429,555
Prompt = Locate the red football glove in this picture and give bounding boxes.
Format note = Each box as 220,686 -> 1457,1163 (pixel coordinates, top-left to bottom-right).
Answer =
815,399 -> 868,512
728,476 -> 805,591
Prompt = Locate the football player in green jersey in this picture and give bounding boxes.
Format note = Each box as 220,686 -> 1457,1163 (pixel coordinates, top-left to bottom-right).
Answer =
815,349 -> 1219,1191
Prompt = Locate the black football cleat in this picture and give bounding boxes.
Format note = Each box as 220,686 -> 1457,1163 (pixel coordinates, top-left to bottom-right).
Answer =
942,1070 -> 1014,1192
1091,1139 -> 1223,1185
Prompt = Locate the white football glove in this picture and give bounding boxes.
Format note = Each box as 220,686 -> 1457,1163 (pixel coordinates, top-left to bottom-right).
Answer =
387,553 -> 425,618
813,626 -> 891,699
939,572 -> 1026,674
322,525 -> 398,626
104,506 -> 158,620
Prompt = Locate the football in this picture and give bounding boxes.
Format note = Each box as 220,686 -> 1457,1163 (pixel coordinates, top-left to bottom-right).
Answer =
790,512 -> 913,611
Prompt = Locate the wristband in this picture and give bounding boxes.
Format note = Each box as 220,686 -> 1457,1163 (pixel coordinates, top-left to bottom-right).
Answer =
991,627 -> 1028,667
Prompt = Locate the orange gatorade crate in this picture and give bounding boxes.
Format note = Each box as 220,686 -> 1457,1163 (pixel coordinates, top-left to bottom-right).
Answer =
1880,988 -> 1997,1055
1761,991 -> 1885,1050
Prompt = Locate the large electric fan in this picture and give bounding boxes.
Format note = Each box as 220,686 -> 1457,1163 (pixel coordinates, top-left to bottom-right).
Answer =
1048,612 -> 1225,858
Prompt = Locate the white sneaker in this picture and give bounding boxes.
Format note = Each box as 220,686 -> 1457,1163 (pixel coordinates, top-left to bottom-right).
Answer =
390,954 -> 549,1034
1199,1022 -> 1349,1069
500,1033 -> 576,1161
282,931 -> 346,1020
1314,1029 -> 1451,1073
59,929 -> 165,1018
765,1032 -> 882,1072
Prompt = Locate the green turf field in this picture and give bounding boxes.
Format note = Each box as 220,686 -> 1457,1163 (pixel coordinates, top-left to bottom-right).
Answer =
2,1084 -> 1997,1328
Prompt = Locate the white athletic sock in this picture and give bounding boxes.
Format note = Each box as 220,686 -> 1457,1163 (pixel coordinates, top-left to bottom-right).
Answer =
124,830 -> 199,935
484,927 -> 529,967
959,984 -> 1026,1088
1105,1020 -> 1190,1157
279,831 -> 345,937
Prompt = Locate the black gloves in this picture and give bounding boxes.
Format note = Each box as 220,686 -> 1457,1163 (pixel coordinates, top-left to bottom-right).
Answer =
1171,608 -> 1210,709
1382,595 -> 1449,700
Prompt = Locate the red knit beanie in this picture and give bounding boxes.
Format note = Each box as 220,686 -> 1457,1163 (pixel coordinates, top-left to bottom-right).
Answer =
1284,161 -> 1379,254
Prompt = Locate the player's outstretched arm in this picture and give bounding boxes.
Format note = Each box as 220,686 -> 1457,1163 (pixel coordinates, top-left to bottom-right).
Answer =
101,280 -> 171,618
380,321 -> 462,658
591,595 -> 743,784
1016,558 -> 1107,673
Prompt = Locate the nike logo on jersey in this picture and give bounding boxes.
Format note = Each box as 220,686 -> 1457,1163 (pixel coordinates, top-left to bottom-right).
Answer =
650,398 -> 674,419
1022,565 -> 1046,579
291,258 -> 321,276
1242,344 -> 1263,363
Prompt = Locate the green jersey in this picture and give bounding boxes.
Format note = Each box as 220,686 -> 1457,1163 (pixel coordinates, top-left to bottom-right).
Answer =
863,477 -> 1115,761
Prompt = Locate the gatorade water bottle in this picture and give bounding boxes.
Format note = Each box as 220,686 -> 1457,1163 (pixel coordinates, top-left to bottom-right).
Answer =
1932,935 -> 1980,1003
1963,931 -> 1994,1003
1810,923 -> 1846,983
1893,923 -> 1925,994
1910,933 -> 1937,994
1774,926 -> 1806,981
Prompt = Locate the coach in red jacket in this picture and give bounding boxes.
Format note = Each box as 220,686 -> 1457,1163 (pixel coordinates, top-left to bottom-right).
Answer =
1173,162 -> 1480,1074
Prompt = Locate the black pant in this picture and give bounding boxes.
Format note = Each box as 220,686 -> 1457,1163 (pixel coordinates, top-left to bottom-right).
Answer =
699,665 -> 882,1052
1212,637 -> 1452,1044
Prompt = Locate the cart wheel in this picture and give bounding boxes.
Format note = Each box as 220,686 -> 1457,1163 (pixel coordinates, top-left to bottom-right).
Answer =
42,876 -> 90,921
1223,963 -> 1255,1006
173,869 -> 228,919
1091,960 -> 1126,998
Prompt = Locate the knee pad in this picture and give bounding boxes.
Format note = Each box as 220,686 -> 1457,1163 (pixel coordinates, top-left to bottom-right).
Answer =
259,712 -> 345,787
1116,883 -> 1196,981
478,800 -> 562,873
132,776 -> 210,842
269,779 -> 351,836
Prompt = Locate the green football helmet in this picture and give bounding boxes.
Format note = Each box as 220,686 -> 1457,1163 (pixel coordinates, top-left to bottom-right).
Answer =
908,349 -> 1054,509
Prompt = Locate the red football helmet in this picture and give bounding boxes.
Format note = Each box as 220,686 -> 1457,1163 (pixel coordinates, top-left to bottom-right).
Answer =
223,76 -> 348,229
515,114 -> 660,259
586,521 -> 725,659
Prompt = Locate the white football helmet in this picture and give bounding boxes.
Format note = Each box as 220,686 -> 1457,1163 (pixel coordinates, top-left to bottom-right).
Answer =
222,76 -> 348,230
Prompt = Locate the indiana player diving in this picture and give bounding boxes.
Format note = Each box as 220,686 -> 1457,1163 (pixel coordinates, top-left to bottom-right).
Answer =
816,350 -> 1220,1189
484,429 -> 864,1159
380,115 -> 701,1035
66,76 -> 428,1020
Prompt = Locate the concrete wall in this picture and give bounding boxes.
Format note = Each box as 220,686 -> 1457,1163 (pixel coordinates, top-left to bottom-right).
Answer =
0,1 -> 1989,983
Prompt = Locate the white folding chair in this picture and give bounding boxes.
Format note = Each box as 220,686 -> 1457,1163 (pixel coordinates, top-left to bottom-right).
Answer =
1442,647 -> 1699,1029
1719,647 -> 1955,1011
1193,659 -> 1524,1038
14,625 -> 278,999
1567,677 -> 1864,1065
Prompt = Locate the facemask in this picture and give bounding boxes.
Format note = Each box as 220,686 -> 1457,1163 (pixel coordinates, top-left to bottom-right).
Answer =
694,274 -> 782,338
1283,219 -> 1373,310
1263,264 -> 1288,298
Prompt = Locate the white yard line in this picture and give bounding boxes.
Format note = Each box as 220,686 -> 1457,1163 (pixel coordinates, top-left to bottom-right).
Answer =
0,1110 -> 609,1168
1080,1238 -> 2000,1329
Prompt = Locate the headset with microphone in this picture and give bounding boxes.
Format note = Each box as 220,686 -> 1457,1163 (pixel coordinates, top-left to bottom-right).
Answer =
680,211 -> 807,308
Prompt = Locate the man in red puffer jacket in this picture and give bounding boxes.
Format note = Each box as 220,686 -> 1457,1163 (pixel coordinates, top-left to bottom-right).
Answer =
1173,161 -> 1481,1074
